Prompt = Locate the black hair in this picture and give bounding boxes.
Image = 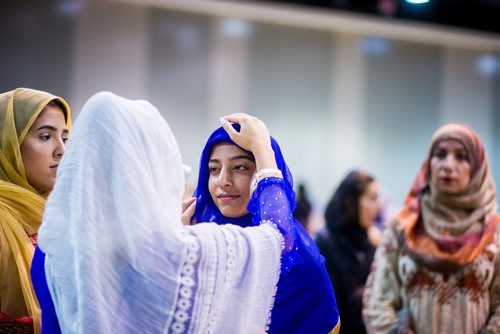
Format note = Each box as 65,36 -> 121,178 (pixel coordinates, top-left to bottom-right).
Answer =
46,99 -> 68,122
324,170 -> 374,232
294,183 -> 312,228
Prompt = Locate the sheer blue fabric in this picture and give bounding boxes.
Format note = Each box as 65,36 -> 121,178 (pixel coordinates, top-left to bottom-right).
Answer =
250,177 -> 296,258
31,247 -> 61,334
192,125 -> 340,334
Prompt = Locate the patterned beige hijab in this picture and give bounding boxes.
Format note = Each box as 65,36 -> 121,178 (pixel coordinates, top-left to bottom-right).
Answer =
0,88 -> 70,333
397,123 -> 498,269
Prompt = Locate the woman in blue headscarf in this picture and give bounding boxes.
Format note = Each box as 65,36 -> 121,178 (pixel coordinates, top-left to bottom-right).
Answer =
190,122 -> 340,334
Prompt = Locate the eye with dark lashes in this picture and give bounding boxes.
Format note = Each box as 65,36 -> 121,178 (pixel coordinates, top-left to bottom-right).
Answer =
433,150 -> 447,159
455,151 -> 468,161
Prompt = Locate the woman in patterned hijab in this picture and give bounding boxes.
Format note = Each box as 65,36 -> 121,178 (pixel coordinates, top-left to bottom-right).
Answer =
363,123 -> 500,334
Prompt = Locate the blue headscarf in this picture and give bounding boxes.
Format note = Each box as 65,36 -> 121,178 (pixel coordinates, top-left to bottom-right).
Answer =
193,125 -> 340,334
192,124 -> 295,227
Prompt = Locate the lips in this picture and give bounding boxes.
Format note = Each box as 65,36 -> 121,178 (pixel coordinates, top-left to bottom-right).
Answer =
439,176 -> 454,183
50,164 -> 59,169
217,194 -> 240,202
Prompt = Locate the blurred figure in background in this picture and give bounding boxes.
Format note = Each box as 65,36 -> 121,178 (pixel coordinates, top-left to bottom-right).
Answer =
315,170 -> 381,334
294,183 -> 312,232
363,124 -> 500,334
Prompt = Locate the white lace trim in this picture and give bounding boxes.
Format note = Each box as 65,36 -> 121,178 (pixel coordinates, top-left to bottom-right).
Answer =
259,222 -> 283,331
170,232 -> 200,334
204,228 -> 237,334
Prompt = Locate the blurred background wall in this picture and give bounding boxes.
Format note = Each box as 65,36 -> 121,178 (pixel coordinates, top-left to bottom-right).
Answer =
1,0 -> 499,225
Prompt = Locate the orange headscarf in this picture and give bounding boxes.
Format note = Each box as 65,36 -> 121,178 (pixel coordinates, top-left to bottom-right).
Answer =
397,124 -> 498,269
0,88 -> 71,333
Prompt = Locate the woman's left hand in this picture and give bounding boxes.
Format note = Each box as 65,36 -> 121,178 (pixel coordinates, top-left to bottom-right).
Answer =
220,113 -> 277,171
220,113 -> 271,153
181,197 -> 196,225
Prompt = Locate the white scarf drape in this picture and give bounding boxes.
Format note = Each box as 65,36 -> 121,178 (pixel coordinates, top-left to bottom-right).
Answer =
38,92 -> 282,334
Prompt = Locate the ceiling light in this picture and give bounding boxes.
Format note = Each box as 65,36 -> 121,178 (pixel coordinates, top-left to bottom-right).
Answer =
405,0 -> 430,4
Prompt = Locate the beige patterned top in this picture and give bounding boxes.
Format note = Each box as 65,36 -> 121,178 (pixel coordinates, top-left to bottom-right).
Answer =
363,219 -> 500,334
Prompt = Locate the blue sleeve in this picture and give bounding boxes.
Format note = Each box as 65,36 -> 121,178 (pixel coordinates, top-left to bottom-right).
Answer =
31,247 -> 62,334
247,177 -> 297,271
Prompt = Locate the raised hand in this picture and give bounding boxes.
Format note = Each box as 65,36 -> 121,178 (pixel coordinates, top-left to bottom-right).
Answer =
220,113 -> 277,171
220,114 -> 271,153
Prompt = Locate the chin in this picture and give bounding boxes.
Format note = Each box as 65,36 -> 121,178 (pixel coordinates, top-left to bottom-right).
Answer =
221,211 -> 244,218
220,207 -> 246,218
437,187 -> 461,195
434,182 -> 456,194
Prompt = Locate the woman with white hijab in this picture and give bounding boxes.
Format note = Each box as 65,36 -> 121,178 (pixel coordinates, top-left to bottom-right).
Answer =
35,92 -> 294,333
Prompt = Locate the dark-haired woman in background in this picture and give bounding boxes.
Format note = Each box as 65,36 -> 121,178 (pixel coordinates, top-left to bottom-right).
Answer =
294,183 -> 312,232
315,170 -> 381,334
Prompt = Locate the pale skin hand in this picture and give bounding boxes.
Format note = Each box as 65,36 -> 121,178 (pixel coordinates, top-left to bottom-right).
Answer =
181,197 -> 196,225
220,113 -> 277,171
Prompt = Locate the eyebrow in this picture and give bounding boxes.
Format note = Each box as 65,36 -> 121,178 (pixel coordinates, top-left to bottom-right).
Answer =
36,125 -> 69,134
435,145 -> 466,151
209,155 -> 254,164
230,154 -> 254,162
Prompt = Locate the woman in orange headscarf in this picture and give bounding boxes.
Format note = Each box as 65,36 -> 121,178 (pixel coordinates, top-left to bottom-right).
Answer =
363,124 -> 500,334
0,88 -> 70,333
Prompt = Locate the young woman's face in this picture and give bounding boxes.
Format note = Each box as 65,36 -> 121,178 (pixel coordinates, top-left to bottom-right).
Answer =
20,104 -> 68,194
430,139 -> 471,194
358,181 -> 381,230
208,143 -> 256,218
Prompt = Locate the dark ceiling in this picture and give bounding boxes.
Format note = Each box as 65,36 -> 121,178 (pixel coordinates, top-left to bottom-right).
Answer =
256,0 -> 500,34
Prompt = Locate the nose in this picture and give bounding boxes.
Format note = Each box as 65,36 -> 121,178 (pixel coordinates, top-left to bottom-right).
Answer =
442,153 -> 455,171
217,167 -> 232,187
54,138 -> 65,158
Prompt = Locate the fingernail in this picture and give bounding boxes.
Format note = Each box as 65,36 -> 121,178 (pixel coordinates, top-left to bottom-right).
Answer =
219,117 -> 227,126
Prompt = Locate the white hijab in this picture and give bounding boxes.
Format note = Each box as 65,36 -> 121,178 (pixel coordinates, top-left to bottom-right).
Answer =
38,92 -> 282,334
